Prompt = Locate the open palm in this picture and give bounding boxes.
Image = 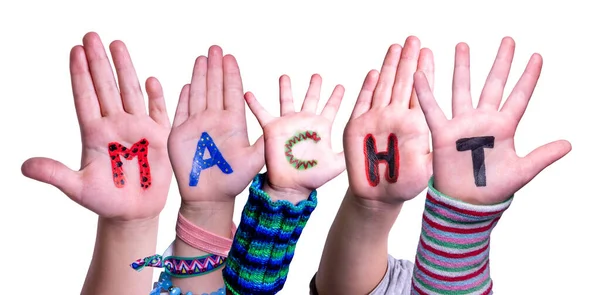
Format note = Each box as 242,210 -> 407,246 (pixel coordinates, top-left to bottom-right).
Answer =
344,37 -> 434,204
414,37 -> 572,205
244,74 -> 345,195
168,46 -> 264,203
21,33 -> 172,221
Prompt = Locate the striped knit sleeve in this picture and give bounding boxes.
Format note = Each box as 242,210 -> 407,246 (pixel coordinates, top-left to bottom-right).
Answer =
223,173 -> 317,295
411,177 -> 513,295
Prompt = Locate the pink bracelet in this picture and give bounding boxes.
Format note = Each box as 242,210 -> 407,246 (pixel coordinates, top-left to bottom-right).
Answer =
176,212 -> 237,257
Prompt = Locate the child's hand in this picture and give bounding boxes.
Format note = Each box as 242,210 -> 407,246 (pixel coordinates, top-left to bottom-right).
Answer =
168,46 -> 264,205
21,33 -> 172,221
244,74 -> 345,203
344,36 -> 434,206
414,37 -> 572,205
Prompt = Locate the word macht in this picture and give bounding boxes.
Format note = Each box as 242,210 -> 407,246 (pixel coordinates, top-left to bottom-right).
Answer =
284,131 -> 321,170
108,138 -> 151,189
456,136 -> 495,187
364,133 -> 399,187
189,132 -> 233,186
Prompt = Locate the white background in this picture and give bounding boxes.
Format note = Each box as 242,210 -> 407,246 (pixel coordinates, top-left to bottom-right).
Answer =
1,0 -> 598,294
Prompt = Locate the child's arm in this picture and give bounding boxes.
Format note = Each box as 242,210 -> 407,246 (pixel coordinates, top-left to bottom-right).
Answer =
82,217 -> 159,294
315,36 -> 435,295
21,32 -> 173,294
223,74 -> 347,295
411,37 -> 572,294
411,179 -> 511,294
166,46 -> 265,294
224,173 -> 318,295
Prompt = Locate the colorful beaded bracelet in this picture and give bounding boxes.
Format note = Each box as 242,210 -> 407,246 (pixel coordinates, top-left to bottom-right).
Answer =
151,271 -> 226,295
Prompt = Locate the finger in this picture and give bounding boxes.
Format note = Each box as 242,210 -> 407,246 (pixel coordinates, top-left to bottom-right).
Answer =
392,36 -> 421,108
173,84 -> 191,128
371,44 -> 402,108
249,135 -> 266,173
452,42 -> 474,117
414,71 -> 447,132
410,48 -> 435,110
189,56 -> 208,114
320,84 -> 345,122
244,92 -> 274,126
350,70 -> 379,120
477,37 -> 516,110
70,45 -> 101,125
146,77 -> 170,128
82,32 -> 123,115
109,40 -> 146,115
206,45 -> 224,110
521,140 -> 572,185
301,74 -> 323,113
500,54 -> 543,123
279,75 -> 295,116
223,54 -> 245,112
21,157 -> 82,202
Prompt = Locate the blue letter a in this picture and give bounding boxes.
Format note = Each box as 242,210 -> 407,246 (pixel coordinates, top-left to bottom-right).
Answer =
189,132 -> 233,186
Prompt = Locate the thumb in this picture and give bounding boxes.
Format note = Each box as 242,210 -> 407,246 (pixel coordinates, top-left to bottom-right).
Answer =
21,157 -> 82,200
249,135 -> 266,174
521,140 -> 572,182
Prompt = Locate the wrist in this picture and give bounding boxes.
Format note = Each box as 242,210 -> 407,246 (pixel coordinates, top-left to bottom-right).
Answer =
84,218 -> 159,295
263,174 -> 312,205
427,177 -> 513,212
347,189 -> 404,215
179,200 -> 235,238
98,215 -> 159,238
431,180 -> 482,205
430,176 -> 512,206
180,200 -> 235,217
339,188 -> 401,240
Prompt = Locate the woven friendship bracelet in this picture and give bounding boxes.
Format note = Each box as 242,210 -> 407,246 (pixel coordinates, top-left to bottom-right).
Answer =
164,254 -> 226,277
131,253 -> 226,278
131,254 -> 163,270
176,213 -> 237,257
223,173 -> 318,295
131,242 -> 227,278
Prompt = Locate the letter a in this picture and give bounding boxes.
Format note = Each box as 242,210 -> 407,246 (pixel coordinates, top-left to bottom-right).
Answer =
189,132 -> 234,186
